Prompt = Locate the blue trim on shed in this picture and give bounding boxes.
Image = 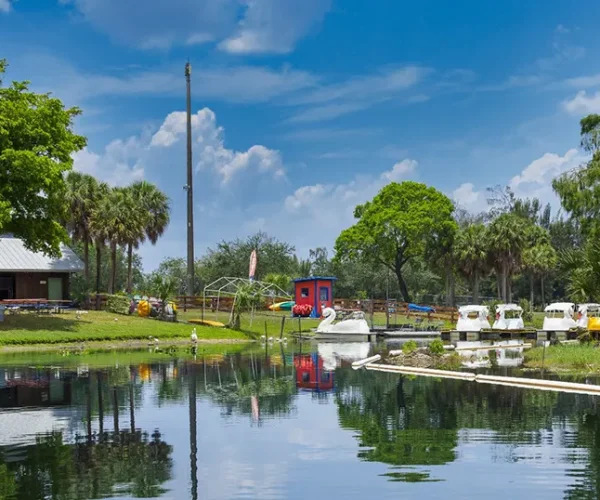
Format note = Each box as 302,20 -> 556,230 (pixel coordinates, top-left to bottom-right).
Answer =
292,276 -> 337,283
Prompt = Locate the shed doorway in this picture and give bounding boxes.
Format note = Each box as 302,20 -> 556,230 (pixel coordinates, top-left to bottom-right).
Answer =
48,277 -> 63,300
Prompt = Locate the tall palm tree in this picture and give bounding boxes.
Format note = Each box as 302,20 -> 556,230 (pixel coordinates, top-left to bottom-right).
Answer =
65,172 -> 100,286
128,182 -> 170,293
523,244 -> 557,307
89,182 -> 111,298
91,187 -> 129,294
454,223 -> 489,304
488,213 -> 528,302
120,187 -> 146,293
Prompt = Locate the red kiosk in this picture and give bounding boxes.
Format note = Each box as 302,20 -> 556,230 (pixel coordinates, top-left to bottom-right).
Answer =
293,276 -> 336,318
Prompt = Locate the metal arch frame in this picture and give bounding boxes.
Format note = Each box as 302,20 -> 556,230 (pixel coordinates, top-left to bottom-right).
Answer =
202,277 -> 292,322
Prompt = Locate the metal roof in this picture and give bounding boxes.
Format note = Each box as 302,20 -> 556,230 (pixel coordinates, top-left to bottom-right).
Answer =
293,276 -> 337,283
0,236 -> 84,272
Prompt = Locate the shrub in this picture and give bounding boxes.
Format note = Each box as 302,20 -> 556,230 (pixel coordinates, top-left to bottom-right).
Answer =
106,294 -> 131,315
519,298 -> 533,323
402,340 -> 418,355
428,339 -> 445,355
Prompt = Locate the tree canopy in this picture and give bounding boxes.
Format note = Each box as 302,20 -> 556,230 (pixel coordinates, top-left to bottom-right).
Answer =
334,181 -> 457,302
0,59 -> 86,256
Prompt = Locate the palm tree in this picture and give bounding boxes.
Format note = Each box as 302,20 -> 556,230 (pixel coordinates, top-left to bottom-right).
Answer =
454,223 -> 489,304
91,187 -> 129,294
120,187 -> 146,293
560,241 -> 600,303
65,172 -> 100,286
488,213 -> 528,302
523,243 -> 557,307
89,182 -> 111,299
129,182 -> 170,293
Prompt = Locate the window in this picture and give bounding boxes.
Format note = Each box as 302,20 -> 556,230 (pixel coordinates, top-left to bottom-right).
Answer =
320,286 -> 329,302
301,287 -> 309,298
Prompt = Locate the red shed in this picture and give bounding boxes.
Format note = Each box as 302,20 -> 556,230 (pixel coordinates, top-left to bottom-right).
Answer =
293,276 -> 336,318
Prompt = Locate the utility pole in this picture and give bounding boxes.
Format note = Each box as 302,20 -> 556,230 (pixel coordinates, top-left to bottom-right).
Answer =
185,62 -> 195,297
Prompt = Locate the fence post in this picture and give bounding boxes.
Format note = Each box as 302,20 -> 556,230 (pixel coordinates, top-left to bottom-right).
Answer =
183,296 -> 187,313
298,317 -> 301,334
280,316 -> 286,339
264,321 -> 268,338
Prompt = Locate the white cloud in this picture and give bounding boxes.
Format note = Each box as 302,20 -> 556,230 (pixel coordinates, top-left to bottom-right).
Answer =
509,149 -> 579,189
555,24 -> 570,34
219,0 -> 331,54
565,73 -> 600,88
563,90 -> 600,115
73,146 -> 144,186
286,66 -> 430,122
381,159 -> 418,182
186,33 -> 214,45
283,159 -> 418,233
0,0 -> 10,13
452,183 -> 487,213
454,149 -> 586,216
12,53 -> 317,105
151,108 -> 285,183
62,0 -> 329,53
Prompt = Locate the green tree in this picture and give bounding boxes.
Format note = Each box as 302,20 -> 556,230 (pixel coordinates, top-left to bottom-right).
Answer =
89,182 -> 111,294
488,213 -> 528,302
560,241 -> 600,302
128,181 -> 170,293
230,282 -> 263,330
522,243 -> 557,307
553,114 -> 600,235
454,223 -> 489,304
202,232 -> 296,283
0,59 -> 86,256
334,182 -> 457,302
65,172 -> 101,286
263,273 -> 292,295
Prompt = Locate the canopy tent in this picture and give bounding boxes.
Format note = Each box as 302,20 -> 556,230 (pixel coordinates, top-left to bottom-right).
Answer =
202,277 -> 291,324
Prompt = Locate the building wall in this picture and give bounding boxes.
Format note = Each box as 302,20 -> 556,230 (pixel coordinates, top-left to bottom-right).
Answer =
294,279 -> 334,316
14,273 -> 70,300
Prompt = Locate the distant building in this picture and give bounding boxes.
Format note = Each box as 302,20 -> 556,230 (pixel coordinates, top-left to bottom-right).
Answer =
0,235 -> 83,300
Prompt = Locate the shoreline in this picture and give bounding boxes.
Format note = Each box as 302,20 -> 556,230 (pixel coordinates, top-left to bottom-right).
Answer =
0,337 -> 255,353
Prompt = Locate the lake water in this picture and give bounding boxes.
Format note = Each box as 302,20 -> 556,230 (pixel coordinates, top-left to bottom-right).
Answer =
0,342 -> 599,499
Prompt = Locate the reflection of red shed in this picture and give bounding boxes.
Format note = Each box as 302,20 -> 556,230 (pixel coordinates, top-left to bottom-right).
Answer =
294,353 -> 334,392
293,276 -> 336,318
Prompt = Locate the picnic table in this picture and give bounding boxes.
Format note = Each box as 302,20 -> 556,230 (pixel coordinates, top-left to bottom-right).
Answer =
0,299 -> 73,314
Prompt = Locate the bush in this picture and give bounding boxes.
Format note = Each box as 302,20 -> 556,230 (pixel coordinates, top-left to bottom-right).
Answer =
106,294 -> 131,315
519,298 -> 533,323
402,340 -> 418,355
428,339 -> 445,355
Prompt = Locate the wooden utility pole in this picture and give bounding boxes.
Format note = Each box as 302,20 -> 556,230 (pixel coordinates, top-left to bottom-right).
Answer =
185,62 -> 195,296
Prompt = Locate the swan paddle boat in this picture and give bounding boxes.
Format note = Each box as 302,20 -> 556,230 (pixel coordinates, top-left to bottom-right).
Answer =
492,303 -> 525,330
542,302 -> 577,331
456,305 -> 491,332
577,303 -> 600,330
317,342 -> 371,371
316,307 -> 371,335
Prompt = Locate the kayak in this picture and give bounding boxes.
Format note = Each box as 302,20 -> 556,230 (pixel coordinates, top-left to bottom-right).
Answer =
269,301 -> 295,312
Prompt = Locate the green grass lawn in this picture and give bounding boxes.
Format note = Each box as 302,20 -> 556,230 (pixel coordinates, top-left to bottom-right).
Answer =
178,309 -> 321,336
0,310 -> 249,346
524,344 -> 600,372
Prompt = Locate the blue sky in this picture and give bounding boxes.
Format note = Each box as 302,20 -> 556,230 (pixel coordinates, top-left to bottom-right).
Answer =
2,0 -> 600,270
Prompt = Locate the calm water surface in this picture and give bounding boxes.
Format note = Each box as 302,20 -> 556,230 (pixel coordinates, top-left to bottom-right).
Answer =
0,342 -> 599,499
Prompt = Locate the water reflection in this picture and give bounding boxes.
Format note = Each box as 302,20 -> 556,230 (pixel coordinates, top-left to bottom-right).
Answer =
0,345 -> 599,498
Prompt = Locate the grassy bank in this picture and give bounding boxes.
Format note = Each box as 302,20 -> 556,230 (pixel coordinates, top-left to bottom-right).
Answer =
524,344 -> 600,371
0,310 -> 249,346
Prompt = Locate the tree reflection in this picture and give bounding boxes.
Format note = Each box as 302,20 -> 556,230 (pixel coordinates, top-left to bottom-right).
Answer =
0,430 -> 172,499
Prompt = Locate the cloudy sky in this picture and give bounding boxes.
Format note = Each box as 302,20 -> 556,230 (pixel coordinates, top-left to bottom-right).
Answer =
2,0 -> 600,269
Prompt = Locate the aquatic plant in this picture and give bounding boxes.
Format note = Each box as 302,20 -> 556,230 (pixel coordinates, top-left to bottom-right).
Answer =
428,339 -> 445,355
402,340 -> 418,355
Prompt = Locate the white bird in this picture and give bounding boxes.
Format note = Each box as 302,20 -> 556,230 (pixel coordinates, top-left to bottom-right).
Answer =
114,318 -> 118,322
268,337 -> 274,342
191,328 -> 198,342
260,335 -> 266,341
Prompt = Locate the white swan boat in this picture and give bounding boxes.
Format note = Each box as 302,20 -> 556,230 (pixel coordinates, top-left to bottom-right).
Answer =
316,307 -> 371,335
492,304 -> 525,330
456,340 -> 524,368
456,305 -> 491,332
542,302 -> 577,331
317,342 -> 371,371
